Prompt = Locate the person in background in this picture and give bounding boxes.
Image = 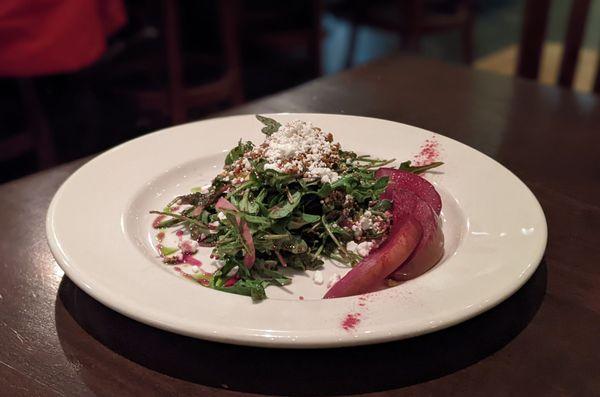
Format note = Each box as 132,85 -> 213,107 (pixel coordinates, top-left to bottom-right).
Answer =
0,0 -> 126,76
0,0 -> 127,179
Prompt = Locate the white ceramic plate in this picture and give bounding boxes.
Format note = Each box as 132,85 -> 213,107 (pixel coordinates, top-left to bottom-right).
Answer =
47,114 -> 547,348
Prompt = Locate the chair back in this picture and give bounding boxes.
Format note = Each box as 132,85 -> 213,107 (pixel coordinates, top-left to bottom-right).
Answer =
517,0 -> 599,93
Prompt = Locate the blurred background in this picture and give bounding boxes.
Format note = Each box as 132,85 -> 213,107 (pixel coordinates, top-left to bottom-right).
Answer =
1,0 -> 599,183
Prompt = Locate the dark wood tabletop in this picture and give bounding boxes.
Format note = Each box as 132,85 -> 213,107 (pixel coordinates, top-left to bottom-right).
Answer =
1,55 -> 599,396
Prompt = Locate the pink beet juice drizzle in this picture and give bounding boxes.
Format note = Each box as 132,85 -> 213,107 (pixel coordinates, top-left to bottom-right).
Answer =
340,294 -> 372,331
358,295 -> 367,307
152,215 -> 166,228
413,136 -> 440,166
183,255 -> 213,276
342,313 -> 362,330
174,266 -> 210,286
155,232 -> 165,257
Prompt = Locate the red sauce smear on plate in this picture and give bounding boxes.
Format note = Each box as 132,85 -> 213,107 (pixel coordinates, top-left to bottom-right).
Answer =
174,266 -> 210,286
342,313 -> 362,331
152,215 -> 166,228
413,137 -> 440,166
182,255 -> 202,267
358,295 -> 367,307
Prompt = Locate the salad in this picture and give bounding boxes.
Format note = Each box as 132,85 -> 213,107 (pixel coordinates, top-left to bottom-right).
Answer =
151,116 -> 444,300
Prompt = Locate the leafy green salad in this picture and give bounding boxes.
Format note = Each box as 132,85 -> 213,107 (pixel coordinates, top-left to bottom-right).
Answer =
151,116 -> 441,300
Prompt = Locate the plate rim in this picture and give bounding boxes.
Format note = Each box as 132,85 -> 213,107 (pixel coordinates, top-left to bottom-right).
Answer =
46,113 -> 548,348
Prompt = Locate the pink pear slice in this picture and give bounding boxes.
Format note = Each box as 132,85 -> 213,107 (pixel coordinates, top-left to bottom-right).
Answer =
375,168 -> 442,215
323,211 -> 422,299
389,189 -> 444,281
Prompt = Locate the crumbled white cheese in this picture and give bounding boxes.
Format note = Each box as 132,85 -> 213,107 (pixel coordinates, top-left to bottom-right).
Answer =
308,166 -> 339,183
208,220 -> 220,234
327,273 -> 341,289
199,184 -> 212,194
346,240 -> 374,257
241,157 -> 252,171
313,270 -> 324,285
358,211 -> 373,230
356,241 -> 374,256
344,194 -> 354,206
258,120 -> 339,180
179,239 -> 199,254
346,241 -> 358,252
264,163 -> 279,171
217,211 -> 227,221
191,265 -> 200,273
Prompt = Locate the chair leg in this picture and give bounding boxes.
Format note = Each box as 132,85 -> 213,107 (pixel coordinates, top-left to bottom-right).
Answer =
400,0 -> 423,52
219,0 -> 244,105
163,0 -> 186,124
345,21 -> 359,68
345,0 -> 362,69
18,79 -> 56,169
309,0 -> 324,76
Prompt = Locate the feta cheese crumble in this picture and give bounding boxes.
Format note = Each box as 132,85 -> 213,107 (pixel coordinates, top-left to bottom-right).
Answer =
313,270 -> 324,285
256,120 -> 341,182
327,273 -> 341,289
179,239 -> 199,255
346,240 -> 375,257
199,184 -> 212,194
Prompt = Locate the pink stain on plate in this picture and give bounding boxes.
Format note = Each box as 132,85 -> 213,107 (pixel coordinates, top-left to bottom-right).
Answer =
358,295 -> 368,307
152,214 -> 166,228
341,313 -> 362,331
413,136 -> 440,166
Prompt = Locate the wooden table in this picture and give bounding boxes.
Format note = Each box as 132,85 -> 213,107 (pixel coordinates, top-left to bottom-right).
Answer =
1,55 -> 599,396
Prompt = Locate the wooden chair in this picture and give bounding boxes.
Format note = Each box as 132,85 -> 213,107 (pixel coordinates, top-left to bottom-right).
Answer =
517,0 -> 599,93
112,0 -> 244,125
241,0 -> 324,77
344,0 -> 474,67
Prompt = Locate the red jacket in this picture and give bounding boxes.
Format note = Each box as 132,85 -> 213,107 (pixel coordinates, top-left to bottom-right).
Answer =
0,0 -> 126,76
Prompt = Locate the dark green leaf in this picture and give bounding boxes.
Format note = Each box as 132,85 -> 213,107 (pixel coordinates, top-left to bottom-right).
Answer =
398,161 -> 444,174
160,246 -> 179,256
255,115 -> 281,136
225,140 -> 254,165
268,191 -> 302,219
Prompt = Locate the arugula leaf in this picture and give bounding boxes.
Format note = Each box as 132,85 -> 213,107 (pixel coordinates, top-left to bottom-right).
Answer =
268,191 -> 302,219
398,160 -> 444,174
286,253 -> 324,271
371,199 -> 392,212
160,246 -> 179,256
316,183 -> 332,198
288,213 -> 321,229
255,115 -> 281,136
213,279 -> 268,301
225,140 -> 254,165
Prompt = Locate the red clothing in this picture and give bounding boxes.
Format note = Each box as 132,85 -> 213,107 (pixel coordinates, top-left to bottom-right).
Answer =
0,0 -> 126,76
